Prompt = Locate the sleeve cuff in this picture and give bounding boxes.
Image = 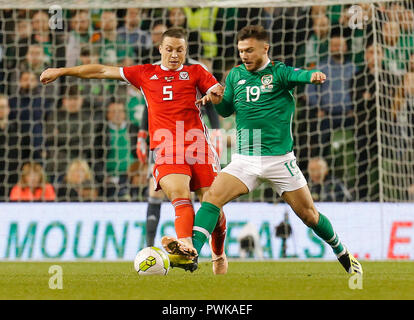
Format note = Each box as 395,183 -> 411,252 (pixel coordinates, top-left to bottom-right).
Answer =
206,83 -> 220,95
119,67 -> 131,85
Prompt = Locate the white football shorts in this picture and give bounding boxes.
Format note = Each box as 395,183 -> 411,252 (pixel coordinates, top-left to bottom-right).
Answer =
221,152 -> 307,195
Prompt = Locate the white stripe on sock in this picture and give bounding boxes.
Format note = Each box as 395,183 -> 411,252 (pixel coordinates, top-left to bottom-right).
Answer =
193,226 -> 210,239
327,232 -> 337,244
335,248 -> 347,258
173,200 -> 192,207
331,241 -> 342,248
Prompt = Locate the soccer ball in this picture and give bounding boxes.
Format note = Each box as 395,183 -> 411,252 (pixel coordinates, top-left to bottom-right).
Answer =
134,246 -> 170,276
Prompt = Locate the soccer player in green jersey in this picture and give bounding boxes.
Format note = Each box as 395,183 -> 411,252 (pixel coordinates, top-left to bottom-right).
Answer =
162,25 -> 362,275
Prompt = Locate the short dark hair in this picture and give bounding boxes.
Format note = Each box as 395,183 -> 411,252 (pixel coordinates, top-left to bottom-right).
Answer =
161,27 -> 188,43
80,46 -> 91,57
64,84 -> 81,98
80,46 -> 99,57
237,25 -> 269,43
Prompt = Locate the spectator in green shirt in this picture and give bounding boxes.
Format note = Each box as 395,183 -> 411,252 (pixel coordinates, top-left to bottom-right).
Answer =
296,14 -> 330,69
382,21 -> 411,79
66,10 -> 92,67
92,10 -> 136,67
103,101 -> 138,200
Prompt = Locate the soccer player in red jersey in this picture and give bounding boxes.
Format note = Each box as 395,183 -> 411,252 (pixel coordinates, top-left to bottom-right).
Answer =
40,27 -> 227,274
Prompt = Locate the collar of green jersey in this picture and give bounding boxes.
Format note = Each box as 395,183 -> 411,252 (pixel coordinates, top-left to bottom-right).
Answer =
245,58 -> 271,73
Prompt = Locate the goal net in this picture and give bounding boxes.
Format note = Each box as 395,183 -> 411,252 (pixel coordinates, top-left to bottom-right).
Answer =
0,0 -> 412,202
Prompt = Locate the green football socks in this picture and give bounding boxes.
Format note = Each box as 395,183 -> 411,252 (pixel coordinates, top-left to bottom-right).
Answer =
311,212 -> 346,257
192,205 -> 345,257
192,202 -> 221,253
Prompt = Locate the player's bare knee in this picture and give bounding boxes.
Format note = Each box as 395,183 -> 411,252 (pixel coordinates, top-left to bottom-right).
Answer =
149,188 -> 164,199
165,187 -> 191,201
203,189 -> 224,208
300,207 -> 319,227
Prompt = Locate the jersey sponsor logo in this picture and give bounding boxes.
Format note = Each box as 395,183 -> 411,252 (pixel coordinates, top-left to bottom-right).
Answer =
164,76 -> 174,82
261,74 -> 273,92
179,71 -> 189,80
260,84 -> 273,92
150,74 -> 158,80
237,79 -> 246,85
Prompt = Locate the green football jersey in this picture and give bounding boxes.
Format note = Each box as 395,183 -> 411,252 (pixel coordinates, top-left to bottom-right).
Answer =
215,60 -> 318,156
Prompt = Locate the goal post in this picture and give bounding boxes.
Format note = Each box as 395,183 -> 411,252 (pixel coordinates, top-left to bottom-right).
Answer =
0,0 -> 412,202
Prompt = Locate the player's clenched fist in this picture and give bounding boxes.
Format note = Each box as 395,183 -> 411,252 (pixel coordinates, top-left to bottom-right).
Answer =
210,84 -> 224,97
40,68 -> 62,85
196,84 -> 224,106
310,72 -> 326,84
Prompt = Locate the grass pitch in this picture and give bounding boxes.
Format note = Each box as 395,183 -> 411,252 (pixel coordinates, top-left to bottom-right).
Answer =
0,260 -> 413,300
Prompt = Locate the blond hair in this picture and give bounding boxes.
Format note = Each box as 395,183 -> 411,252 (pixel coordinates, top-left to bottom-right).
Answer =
308,157 -> 328,170
19,162 -> 46,188
65,159 -> 93,184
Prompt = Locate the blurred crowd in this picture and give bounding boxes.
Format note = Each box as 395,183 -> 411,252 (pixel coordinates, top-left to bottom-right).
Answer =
0,3 -> 413,202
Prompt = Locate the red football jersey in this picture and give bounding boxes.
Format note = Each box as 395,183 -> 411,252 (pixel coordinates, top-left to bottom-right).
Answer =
121,64 -> 219,154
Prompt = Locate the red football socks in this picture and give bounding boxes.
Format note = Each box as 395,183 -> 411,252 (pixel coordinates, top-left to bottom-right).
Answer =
172,198 -> 194,239
211,211 -> 227,256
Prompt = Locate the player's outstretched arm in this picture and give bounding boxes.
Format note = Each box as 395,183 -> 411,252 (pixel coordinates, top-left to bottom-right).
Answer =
40,64 -> 123,85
